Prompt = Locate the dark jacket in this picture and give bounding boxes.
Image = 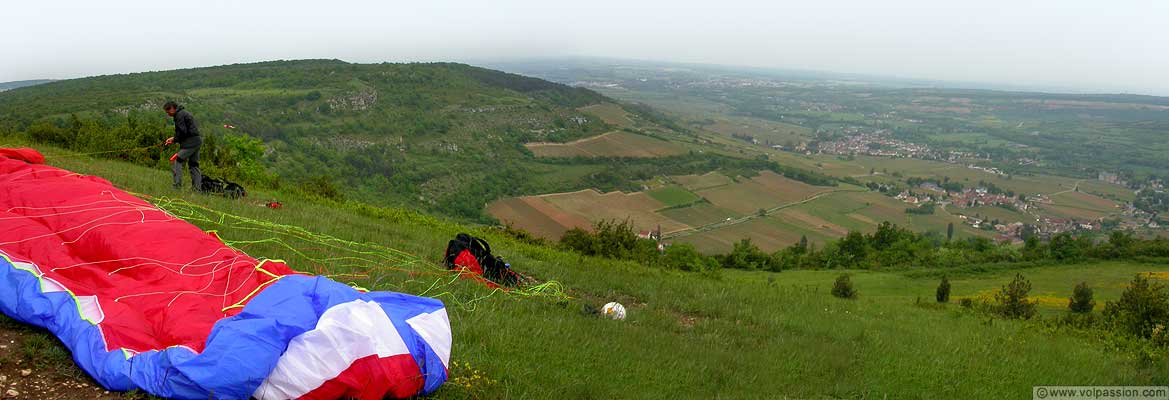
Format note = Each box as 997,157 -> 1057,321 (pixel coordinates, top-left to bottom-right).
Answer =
173,106 -> 201,148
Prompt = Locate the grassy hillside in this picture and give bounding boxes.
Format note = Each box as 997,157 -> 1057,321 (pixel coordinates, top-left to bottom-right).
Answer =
3,139 -> 1166,399
0,60 -> 757,222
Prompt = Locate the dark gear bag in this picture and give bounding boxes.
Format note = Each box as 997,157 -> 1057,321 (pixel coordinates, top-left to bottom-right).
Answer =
201,176 -> 247,199
443,233 -> 519,287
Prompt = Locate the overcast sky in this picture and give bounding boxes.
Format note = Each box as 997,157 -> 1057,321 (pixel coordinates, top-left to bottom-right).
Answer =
3,0 -> 1166,95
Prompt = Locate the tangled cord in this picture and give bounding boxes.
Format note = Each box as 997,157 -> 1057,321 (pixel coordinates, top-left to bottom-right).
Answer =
143,195 -> 570,310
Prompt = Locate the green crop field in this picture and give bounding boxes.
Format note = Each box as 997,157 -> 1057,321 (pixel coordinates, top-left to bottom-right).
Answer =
579,103 -> 636,127
647,185 -> 702,207
2,139 -> 1167,399
659,203 -> 738,228
959,205 -> 1034,224
673,171 -> 734,191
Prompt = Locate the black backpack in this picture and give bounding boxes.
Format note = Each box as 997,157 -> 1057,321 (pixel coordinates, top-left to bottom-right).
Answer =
443,233 -> 519,287
201,176 -> 247,199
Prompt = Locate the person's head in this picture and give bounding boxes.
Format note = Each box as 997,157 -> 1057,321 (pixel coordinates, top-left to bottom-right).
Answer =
163,101 -> 179,117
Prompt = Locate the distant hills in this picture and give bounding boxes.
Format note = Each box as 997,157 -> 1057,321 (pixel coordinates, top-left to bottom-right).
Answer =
0,79 -> 54,92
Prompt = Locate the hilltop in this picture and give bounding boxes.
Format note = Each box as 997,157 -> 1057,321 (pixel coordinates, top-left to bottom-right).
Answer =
0,79 -> 53,92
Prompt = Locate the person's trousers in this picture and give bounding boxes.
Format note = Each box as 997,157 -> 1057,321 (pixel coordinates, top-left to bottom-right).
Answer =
173,143 -> 203,190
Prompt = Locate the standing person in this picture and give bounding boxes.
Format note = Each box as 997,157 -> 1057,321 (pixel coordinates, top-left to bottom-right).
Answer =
164,101 -> 203,191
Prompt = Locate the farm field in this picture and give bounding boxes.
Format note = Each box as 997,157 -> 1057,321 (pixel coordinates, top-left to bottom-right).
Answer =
486,196 -> 593,239
675,217 -> 816,253
539,190 -> 689,233
958,205 -> 1035,224
844,156 -> 1086,196
647,185 -> 702,207
493,166 -> 1006,253
659,203 -> 738,228
700,116 -> 811,145
673,171 -> 734,190
579,103 -> 636,127
1075,179 -> 1136,201
488,189 -> 690,239
1039,203 -> 1114,221
696,171 -> 834,214
525,131 -> 686,158
1052,190 -> 1123,213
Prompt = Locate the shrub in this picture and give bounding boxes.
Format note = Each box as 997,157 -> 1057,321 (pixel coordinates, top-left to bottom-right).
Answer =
959,298 -> 974,309
559,227 -> 597,255
1068,281 -> 1095,313
832,274 -> 857,299
716,238 -> 774,270
297,175 -> 345,202
936,276 -> 951,303
995,273 -> 1036,319
662,243 -> 717,272
1103,274 -> 1169,339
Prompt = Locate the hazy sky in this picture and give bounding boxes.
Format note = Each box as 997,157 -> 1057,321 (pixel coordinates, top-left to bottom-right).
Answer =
3,0 -> 1167,95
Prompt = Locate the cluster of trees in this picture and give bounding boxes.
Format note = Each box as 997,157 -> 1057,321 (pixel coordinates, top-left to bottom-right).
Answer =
554,217 -> 1169,278
559,220 -> 718,272
950,273 -> 1169,349
905,203 -> 936,215
906,176 -> 963,193
4,114 -> 276,187
1134,188 -> 1169,214
712,223 -> 1169,272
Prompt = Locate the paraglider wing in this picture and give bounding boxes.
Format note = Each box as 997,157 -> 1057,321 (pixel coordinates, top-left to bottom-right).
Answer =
0,149 -> 449,399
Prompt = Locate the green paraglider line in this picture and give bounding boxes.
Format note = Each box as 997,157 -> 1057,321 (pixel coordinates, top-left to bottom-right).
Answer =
140,195 -> 571,310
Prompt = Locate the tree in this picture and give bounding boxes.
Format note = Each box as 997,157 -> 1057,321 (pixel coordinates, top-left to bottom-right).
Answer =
832,274 -> 857,299
560,227 -> 597,256
995,273 -> 1036,319
936,276 -> 951,303
1103,274 -> 1169,338
662,243 -> 716,272
719,238 -> 772,270
946,222 -> 954,242
836,231 -> 868,267
1068,281 -> 1095,313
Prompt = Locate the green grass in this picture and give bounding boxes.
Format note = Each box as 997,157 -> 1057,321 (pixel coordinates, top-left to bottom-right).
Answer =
647,185 -> 702,207
3,139 -> 1167,398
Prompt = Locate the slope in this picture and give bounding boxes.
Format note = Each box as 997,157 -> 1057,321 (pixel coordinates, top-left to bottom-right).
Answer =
1,139 -> 1165,399
0,60 -> 705,222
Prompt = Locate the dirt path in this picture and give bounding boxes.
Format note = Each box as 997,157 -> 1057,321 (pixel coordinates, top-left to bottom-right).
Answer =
0,317 -> 136,399
1050,179 -> 1083,196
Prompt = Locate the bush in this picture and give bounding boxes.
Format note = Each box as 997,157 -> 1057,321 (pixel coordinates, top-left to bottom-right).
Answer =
1103,274 -> 1169,339
995,273 -> 1036,319
298,175 -> 345,202
1068,281 -> 1095,313
832,274 -> 857,299
558,219 -> 648,261
662,243 -> 717,272
936,276 -> 951,303
717,238 -> 774,270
